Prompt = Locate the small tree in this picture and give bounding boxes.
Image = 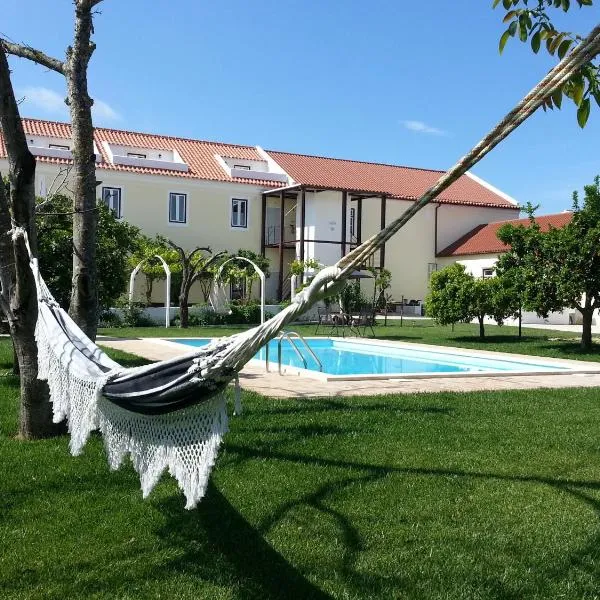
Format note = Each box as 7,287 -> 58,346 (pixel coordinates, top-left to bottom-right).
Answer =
369,267 -> 392,325
220,249 -> 269,303
499,180 -> 600,350
426,264 -> 515,338
166,240 -> 227,328
426,264 -> 473,329
128,236 -> 180,306
37,195 -> 142,313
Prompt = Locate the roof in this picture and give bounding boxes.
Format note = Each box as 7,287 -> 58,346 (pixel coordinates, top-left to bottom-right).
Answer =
1,118 -> 516,207
437,212 -> 573,257
3,118 -> 281,187
266,149 -> 517,209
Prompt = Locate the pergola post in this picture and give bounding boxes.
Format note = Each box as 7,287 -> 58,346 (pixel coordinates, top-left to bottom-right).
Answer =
380,195 -> 387,269
300,187 -> 306,267
341,190 -> 347,258
260,193 -> 267,256
277,188 -> 285,300
357,197 -> 363,246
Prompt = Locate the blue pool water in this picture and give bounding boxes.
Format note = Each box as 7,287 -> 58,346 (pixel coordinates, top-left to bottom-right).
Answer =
171,338 -> 569,376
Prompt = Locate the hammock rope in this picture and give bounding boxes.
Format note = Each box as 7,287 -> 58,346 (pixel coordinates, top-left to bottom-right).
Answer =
13,23 -> 600,508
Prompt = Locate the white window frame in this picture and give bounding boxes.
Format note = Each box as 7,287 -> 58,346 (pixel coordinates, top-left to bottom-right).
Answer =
49,143 -> 70,151
168,192 -> 188,225
127,151 -> 147,159
230,197 -> 249,229
233,164 -> 251,171
482,267 -> 494,279
102,186 -> 122,219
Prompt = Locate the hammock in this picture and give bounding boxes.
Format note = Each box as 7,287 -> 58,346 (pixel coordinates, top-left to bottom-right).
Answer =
21,25 -> 600,509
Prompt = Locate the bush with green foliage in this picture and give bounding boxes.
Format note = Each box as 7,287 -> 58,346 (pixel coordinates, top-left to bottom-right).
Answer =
36,194 -> 143,313
426,263 -> 517,338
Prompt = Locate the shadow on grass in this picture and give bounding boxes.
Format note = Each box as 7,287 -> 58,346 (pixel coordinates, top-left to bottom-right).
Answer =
247,397 -> 453,418
224,443 -> 600,598
156,483 -> 331,600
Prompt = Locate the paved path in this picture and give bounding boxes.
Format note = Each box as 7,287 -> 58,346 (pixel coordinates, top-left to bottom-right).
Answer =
99,336 -> 600,398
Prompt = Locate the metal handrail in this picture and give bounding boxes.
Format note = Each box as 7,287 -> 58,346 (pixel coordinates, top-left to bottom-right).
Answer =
277,331 -> 323,375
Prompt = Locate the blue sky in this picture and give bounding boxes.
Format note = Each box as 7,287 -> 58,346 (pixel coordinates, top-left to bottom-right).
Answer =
3,0 -> 599,213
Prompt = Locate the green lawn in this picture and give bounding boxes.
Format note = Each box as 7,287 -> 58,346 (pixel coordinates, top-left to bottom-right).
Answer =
2,339 -> 600,598
100,319 -> 600,362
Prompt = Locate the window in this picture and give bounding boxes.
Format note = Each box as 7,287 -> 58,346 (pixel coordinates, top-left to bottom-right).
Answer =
102,187 -> 122,218
233,164 -> 251,171
482,268 -> 494,279
127,152 -> 147,159
169,192 -> 187,223
230,279 -> 246,301
349,207 -> 356,238
427,263 -> 438,279
231,198 -> 248,228
49,143 -> 70,151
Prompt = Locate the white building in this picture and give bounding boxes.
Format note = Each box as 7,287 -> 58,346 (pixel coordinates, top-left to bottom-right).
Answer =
0,118 -> 521,304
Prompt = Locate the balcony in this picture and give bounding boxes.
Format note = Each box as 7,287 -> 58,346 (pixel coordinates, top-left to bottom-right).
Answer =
264,222 -> 296,247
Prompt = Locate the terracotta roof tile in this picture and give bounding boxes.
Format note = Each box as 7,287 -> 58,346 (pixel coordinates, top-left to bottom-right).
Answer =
437,212 -> 573,257
6,118 -> 282,188
266,150 -> 517,209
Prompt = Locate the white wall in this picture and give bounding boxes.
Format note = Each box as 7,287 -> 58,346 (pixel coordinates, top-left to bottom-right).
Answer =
436,204 -> 519,253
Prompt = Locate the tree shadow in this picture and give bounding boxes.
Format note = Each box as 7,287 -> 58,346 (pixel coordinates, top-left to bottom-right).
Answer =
222,442 -> 600,597
154,483 -> 332,600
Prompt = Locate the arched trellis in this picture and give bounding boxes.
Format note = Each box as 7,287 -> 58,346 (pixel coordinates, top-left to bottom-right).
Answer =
215,256 -> 266,324
128,255 -> 171,328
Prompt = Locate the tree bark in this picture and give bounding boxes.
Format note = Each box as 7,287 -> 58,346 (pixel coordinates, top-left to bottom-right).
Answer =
2,1 -> 103,341
581,307 -> 594,350
65,0 -> 101,340
0,47 -> 55,438
478,315 -> 486,339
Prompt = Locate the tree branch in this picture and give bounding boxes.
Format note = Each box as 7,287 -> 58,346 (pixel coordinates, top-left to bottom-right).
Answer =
1,40 -> 65,74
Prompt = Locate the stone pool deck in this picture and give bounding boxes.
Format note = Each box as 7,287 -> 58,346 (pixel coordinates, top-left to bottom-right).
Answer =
98,336 -> 600,398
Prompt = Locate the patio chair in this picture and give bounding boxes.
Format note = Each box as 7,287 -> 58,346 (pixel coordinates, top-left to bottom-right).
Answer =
349,304 -> 376,337
315,306 -> 341,335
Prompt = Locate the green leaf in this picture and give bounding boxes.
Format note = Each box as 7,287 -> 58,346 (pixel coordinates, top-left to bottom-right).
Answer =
573,79 -> 585,105
492,0 -> 502,7
577,98 -> 591,128
508,20 -> 518,36
561,0 -> 570,11
551,88 -> 563,108
593,90 -> 600,108
503,9 -> 518,22
557,39 -> 573,59
499,30 -> 511,53
503,0 -> 512,8
531,31 -> 541,53
519,21 -> 528,42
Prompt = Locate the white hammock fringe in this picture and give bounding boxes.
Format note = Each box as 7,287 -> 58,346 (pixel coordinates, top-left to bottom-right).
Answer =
34,292 -> 228,509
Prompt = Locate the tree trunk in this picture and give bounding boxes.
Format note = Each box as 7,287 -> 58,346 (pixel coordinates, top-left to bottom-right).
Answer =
0,47 -> 55,438
11,339 -> 19,376
518,307 -> 522,338
145,275 -> 154,306
179,294 -> 189,328
581,308 -> 594,350
478,315 -> 485,339
65,1 -> 100,341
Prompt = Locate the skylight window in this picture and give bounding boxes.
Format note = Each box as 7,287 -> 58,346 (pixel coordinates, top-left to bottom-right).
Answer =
101,142 -> 189,172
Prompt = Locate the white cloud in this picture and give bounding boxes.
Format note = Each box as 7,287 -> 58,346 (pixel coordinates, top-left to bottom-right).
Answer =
92,98 -> 121,122
19,86 -> 67,116
17,86 -> 121,124
400,120 -> 446,136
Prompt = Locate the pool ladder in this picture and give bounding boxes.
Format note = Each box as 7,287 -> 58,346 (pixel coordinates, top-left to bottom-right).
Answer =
265,330 -> 323,374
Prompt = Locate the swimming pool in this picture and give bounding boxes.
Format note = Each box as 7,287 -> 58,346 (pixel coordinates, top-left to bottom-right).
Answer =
169,337 -> 578,379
